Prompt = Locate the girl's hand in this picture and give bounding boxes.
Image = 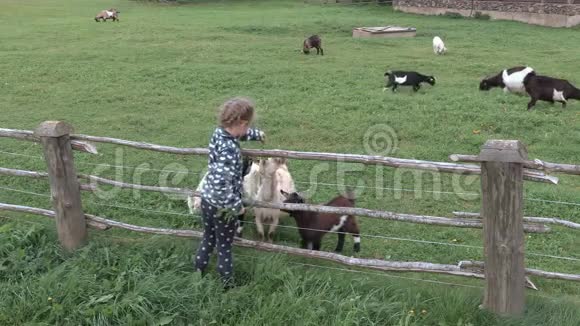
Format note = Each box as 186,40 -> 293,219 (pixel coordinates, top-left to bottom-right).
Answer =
259,131 -> 266,143
238,206 -> 246,215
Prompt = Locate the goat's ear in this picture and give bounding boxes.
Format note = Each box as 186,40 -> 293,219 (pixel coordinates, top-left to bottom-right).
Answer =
280,190 -> 290,198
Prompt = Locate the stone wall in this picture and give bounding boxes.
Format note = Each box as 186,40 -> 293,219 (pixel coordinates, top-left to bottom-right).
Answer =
393,0 -> 580,27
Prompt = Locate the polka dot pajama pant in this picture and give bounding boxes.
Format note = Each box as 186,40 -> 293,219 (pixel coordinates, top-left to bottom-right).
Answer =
195,199 -> 236,283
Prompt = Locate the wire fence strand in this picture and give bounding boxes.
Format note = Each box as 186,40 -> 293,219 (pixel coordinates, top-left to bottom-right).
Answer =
4,148 -> 580,207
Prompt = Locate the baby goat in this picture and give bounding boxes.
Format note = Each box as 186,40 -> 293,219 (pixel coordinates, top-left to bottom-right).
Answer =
383,70 -> 436,92
432,36 -> 447,55
95,8 -> 120,22
303,35 -> 323,55
523,74 -> 580,110
281,190 -> 361,253
479,66 -> 535,95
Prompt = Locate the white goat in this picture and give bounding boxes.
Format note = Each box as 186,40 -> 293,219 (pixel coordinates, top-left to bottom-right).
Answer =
253,157 -> 295,243
186,160 -> 261,215
432,36 -> 447,55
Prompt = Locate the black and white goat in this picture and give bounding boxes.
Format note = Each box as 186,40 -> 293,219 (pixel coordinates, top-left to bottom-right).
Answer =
523,74 -> 580,110
280,190 -> 361,253
303,35 -> 323,55
383,70 -> 436,92
479,66 -> 535,95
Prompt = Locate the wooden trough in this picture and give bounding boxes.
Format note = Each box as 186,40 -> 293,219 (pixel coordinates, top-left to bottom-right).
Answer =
352,26 -> 416,38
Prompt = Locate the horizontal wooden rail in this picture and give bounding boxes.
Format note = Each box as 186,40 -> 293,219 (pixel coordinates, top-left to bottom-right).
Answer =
451,154 -> 580,176
0,167 -> 49,179
453,211 -> 580,230
68,133 -> 557,183
0,203 -> 108,230
0,128 -> 560,183
1,202 -> 576,283
0,167 -> 550,233
82,172 -> 549,232
458,261 -> 580,283
0,128 -> 97,154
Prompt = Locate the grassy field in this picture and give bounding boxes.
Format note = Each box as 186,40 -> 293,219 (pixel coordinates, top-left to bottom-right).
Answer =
1,0 -> 580,324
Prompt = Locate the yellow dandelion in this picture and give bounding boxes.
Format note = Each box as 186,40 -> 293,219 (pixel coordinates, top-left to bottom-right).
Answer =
421,309 -> 427,314
48,297 -> 53,301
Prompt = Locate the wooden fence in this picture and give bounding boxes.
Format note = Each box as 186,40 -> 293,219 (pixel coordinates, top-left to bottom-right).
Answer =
1,121 -> 580,317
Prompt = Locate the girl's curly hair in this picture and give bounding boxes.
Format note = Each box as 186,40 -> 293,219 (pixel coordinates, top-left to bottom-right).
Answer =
218,97 -> 255,128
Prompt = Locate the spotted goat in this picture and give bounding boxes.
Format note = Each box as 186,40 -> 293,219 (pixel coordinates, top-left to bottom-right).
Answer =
479,66 -> 535,95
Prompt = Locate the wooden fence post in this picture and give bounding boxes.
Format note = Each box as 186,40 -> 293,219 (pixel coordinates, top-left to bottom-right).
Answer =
35,121 -> 87,251
479,140 -> 527,316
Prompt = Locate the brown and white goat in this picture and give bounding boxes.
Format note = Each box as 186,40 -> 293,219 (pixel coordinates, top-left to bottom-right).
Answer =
95,8 -> 120,22
253,157 -> 295,243
280,190 -> 361,253
303,35 -> 323,55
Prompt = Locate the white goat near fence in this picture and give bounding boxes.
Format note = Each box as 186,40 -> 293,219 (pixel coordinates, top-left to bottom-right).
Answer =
187,158 -> 261,215
253,157 -> 295,243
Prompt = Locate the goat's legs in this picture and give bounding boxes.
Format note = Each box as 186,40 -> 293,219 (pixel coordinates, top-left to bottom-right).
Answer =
413,84 -> 421,92
236,213 -> 245,238
391,84 -> 398,92
255,216 -> 266,242
527,98 -> 538,111
267,217 -> 279,243
352,233 -> 361,252
334,231 -> 345,253
319,47 -> 324,56
312,241 -> 321,251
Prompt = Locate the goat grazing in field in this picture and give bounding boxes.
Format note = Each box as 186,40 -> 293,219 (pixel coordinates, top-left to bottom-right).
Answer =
280,189 -> 361,253
187,156 -> 258,237
479,66 -> 535,95
523,74 -> 580,111
383,70 -> 436,92
303,35 -> 323,55
253,157 -> 296,243
95,8 -> 120,22
432,36 -> 447,55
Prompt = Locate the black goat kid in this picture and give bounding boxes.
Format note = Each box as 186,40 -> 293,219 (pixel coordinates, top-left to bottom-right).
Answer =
384,70 -> 436,92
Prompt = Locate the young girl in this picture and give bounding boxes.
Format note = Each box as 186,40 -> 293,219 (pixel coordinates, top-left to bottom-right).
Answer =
195,97 -> 265,288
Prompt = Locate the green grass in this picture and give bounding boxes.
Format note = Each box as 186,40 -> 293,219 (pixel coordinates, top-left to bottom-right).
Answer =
1,0 -> 580,324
